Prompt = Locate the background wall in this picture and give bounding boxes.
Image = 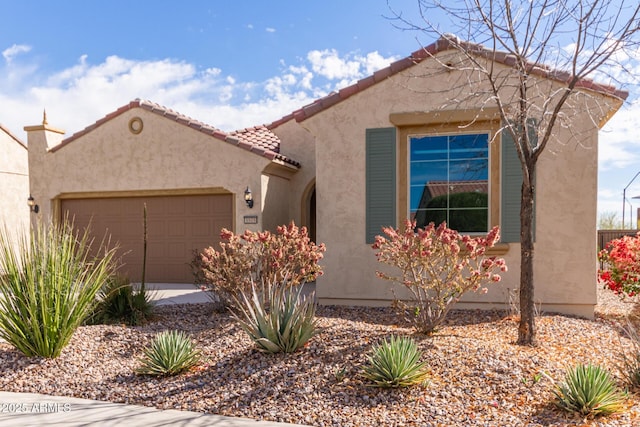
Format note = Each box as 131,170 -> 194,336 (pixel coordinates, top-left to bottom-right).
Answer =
0,127 -> 29,249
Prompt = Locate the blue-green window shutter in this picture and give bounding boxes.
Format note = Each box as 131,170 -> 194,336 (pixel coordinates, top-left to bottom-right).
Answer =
366,127 -> 396,244
500,120 -> 537,242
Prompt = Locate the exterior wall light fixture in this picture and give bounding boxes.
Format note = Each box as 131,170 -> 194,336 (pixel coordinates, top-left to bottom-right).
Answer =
28,195 -> 39,214
244,187 -> 254,208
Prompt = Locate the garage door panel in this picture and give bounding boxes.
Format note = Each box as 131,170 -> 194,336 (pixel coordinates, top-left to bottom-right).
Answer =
212,198 -> 232,214
168,220 -> 186,237
61,194 -> 232,283
147,219 -> 167,236
168,242 -> 186,258
191,219 -> 211,236
213,219 -> 231,234
191,197 -> 213,214
167,199 -> 186,215
147,241 -> 166,259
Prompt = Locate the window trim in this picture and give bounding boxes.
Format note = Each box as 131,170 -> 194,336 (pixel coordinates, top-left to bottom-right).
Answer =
407,130 -> 491,234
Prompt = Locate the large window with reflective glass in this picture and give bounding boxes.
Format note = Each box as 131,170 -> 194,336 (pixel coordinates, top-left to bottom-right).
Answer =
409,133 -> 489,232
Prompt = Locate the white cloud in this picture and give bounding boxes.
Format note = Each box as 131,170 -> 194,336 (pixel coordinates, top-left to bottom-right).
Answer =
362,51 -> 392,75
598,99 -> 640,170
2,44 -> 31,63
306,49 -> 398,86
307,49 -> 362,80
0,48 -> 396,141
266,27 -> 276,33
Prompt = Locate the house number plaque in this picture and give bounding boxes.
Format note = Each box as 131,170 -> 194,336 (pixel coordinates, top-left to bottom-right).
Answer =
243,215 -> 258,224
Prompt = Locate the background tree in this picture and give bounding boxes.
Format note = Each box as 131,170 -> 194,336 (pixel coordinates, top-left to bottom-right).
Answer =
598,211 -> 624,230
392,0 -> 640,345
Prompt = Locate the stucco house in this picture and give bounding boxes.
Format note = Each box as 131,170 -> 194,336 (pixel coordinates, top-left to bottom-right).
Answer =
25,102 -> 312,283
0,124 -> 29,245
26,37 -> 626,317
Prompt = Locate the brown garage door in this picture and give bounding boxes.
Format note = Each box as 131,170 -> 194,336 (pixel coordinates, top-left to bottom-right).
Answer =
61,194 -> 233,283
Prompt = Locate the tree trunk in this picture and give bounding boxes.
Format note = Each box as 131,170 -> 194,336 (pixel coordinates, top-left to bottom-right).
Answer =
517,174 -> 536,346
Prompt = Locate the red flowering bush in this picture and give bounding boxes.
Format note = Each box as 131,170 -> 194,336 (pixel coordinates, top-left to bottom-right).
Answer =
192,222 -> 325,309
372,220 -> 507,334
598,233 -> 640,297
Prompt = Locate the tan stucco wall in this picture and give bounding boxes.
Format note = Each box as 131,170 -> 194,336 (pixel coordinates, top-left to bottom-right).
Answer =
271,120 -> 317,228
0,128 -> 30,247
27,109 -> 282,235
0,128 -> 29,245
302,51 -> 615,318
261,173 -> 290,232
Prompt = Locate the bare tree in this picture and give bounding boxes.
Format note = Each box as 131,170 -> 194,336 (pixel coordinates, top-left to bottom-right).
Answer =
391,0 -> 640,345
598,211 -> 624,230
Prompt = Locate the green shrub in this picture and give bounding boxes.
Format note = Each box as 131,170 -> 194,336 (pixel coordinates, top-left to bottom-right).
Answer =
554,363 -> 626,417
0,221 -> 117,358
136,330 -> 201,376
87,276 -> 155,326
231,281 -> 318,353
361,335 -> 429,388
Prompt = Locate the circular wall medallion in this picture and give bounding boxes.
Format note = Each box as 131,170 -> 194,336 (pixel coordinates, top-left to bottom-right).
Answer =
128,117 -> 143,134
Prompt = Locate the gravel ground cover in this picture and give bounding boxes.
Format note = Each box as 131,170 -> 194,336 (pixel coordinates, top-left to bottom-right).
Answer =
1,288 -> 640,426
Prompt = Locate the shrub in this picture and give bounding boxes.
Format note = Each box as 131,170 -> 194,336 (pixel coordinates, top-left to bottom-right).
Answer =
136,330 -> 201,376
616,321 -> 640,389
87,276 -> 155,326
372,220 -> 507,334
361,335 -> 429,388
598,232 -> 640,297
0,221 -> 117,358
193,222 -> 325,309
621,348 -> 640,390
553,363 -> 626,417
231,280 -> 318,353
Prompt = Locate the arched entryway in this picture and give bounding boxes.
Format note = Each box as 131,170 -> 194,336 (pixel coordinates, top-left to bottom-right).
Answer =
302,180 -> 316,243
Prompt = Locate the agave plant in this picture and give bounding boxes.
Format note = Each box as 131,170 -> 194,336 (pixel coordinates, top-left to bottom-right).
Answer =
87,276 -> 155,326
361,335 -> 430,388
554,363 -> 627,417
136,330 -> 201,376
0,221 -> 117,358
231,281 -> 318,353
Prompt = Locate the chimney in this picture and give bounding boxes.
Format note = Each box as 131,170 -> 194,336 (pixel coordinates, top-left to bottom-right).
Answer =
24,110 -> 65,221
24,109 -> 65,151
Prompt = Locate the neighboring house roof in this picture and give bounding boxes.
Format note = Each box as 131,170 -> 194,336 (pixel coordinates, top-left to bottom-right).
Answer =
0,124 -> 27,149
52,99 -> 300,167
268,35 -> 629,129
424,180 -> 488,198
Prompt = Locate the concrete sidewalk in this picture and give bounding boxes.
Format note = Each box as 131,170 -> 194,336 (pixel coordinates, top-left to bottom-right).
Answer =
0,391 -> 309,426
140,282 -> 316,306
136,282 -> 212,306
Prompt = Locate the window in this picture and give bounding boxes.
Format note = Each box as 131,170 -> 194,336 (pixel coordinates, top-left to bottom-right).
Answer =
409,133 -> 489,232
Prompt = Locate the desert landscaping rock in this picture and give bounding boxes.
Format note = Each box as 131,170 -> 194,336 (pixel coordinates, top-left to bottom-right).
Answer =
0,287 -> 639,426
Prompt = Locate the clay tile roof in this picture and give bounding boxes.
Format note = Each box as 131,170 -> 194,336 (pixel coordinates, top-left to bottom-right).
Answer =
267,35 -> 629,128
229,126 -> 280,153
51,99 -> 300,168
0,124 -> 26,149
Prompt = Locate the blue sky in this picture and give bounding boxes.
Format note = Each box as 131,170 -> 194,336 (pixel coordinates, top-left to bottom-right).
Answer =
1,1 -> 638,225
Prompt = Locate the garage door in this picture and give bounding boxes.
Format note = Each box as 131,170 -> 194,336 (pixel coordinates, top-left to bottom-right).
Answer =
61,194 -> 233,283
